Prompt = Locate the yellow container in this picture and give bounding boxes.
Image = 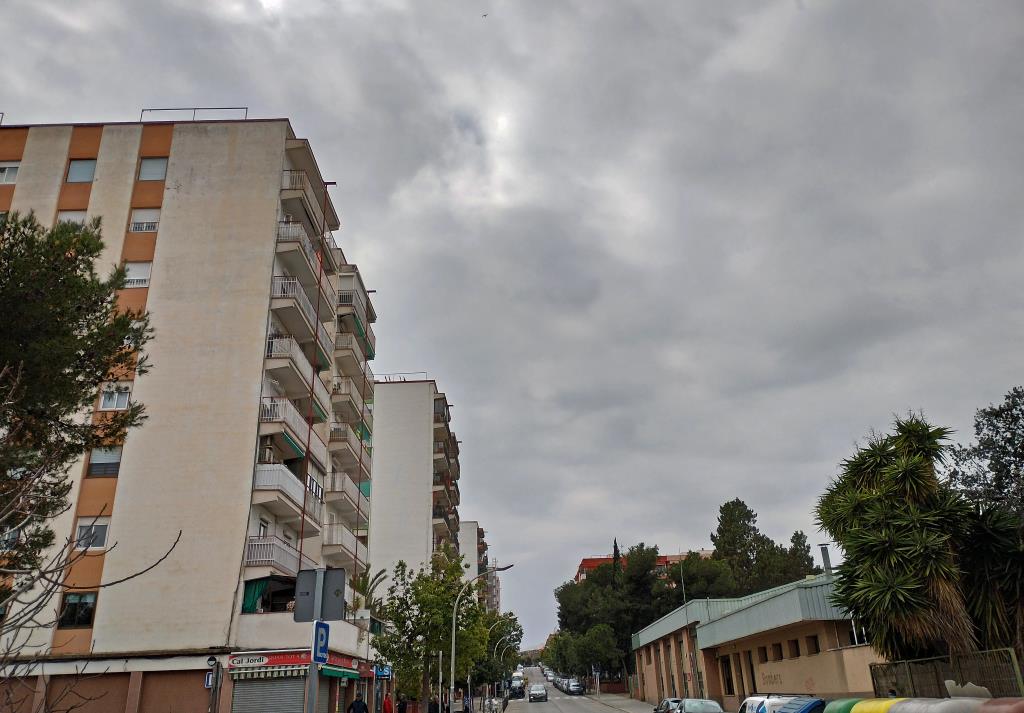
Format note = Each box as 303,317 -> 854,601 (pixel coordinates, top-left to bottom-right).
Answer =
852,699 -> 907,713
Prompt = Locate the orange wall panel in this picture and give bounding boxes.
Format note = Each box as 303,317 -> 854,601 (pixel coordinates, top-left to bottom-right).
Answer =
0,128 -> 28,160
121,233 -> 158,261
139,671 -> 211,713
47,672 -> 129,710
57,182 -> 92,210
0,185 -> 13,211
117,288 -> 148,314
65,552 -> 104,589
50,629 -> 95,655
130,180 -> 165,208
139,124 -> 174,156
68,126 -> 103,158
77,477 -> 118,517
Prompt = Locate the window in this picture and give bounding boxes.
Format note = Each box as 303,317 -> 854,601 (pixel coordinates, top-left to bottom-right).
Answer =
129,208 -> 160,232
88,446 -> 122,476
123,261 -> 152,288
56,210 -> 87,225
138,157 -> 168,181
58,591 -> 97,628
75,517 -> 110,549
0,528 -> 19,551
99,383 -> 131,411
787,639 -> 800,658
756,646 -> 768,664
805,635 -> 821,655
0,161 -> 18,184
258,519 -> 269,538
720,655 -> 735,696
771,643 -> 783,661
66,159 -> 96,183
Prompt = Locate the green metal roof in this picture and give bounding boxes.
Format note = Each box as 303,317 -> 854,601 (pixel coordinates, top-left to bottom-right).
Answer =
632,574 -> 847,651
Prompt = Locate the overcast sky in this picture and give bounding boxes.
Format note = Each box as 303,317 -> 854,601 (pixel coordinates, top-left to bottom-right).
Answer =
4,0 -> 1024,647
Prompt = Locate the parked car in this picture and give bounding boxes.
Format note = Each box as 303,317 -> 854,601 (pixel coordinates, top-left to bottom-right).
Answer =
568,680 -> 584,695
761,699 -> 799,713
677,701 -> 724,713
656,700 -> 684,713
774,698 -> 825,713
529,685 -> 548,702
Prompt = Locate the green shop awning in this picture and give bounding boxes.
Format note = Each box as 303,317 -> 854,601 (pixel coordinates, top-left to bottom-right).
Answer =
320,666 -> 360,679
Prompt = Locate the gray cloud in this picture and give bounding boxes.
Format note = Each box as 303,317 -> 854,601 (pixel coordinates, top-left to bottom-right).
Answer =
4,0 -> 1024,647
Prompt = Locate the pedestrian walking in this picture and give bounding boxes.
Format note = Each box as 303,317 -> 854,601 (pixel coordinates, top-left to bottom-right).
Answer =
349,692 -> 370,713
398,694 -> 408,713
428,696 -> 440,713
384,693 -> 394,713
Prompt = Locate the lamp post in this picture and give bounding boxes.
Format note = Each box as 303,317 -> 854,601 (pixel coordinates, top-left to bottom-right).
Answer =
450,565 -> 513,713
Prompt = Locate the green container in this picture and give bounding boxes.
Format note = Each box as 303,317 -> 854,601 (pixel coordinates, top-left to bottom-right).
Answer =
824,700 -> 863,713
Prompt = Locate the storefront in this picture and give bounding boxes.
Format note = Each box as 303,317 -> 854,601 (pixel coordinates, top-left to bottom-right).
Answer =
229,650 -> 363,713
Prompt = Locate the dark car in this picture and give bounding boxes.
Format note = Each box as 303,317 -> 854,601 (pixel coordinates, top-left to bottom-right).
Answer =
529,685 -> 548,702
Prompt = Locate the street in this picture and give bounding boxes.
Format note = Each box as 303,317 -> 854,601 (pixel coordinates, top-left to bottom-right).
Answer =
503,669 -> 650,713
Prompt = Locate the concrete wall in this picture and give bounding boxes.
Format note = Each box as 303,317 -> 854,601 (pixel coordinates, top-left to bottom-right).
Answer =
91,120 -> 288,652
459,520 -> 479,583
9,125 -> 71,220
368,381 -> 436,584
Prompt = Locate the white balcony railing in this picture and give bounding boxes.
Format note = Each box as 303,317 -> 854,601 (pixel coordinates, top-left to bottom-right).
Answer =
322,523 -> 367,562
124,277 -> 150,288
129,221 -> 159,233
254,463 -> 323,524
332,377 -> 366,415
270,276 -> 332,352
325,472 -> 369,517
244,535 -> 316,576
281,170 -> 325,231
277,222 -> 319,270
329,423 -> 369,455
266,337 -> 331,411
259,397 -> 329,467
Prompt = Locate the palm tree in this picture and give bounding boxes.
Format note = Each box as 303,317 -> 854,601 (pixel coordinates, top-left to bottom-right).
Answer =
351,564 -> 387,613
817,415 -> 977,659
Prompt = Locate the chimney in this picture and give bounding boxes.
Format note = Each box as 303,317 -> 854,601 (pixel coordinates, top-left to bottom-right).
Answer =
819,544 -> 833,577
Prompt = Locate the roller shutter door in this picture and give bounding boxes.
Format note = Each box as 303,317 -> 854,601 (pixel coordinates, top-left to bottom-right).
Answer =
231,678 -> 305,713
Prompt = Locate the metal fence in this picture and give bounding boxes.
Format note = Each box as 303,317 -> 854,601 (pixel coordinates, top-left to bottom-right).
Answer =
870,648 -> 1024,698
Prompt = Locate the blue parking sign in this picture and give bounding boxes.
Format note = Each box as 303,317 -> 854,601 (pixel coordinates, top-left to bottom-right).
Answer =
313,620 -> 330,664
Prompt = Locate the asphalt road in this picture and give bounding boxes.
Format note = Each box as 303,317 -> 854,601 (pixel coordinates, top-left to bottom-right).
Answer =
505,668 -> 611,713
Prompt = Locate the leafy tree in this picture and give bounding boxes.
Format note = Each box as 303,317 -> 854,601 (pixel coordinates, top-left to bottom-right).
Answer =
0,214 -> 155,677
470,611 -> 523,691
574,623 -> 622,675
711,499 -> 760,587
817,414 -> 1024,660
947,386 -> 1024,517
374,548 -> 487,710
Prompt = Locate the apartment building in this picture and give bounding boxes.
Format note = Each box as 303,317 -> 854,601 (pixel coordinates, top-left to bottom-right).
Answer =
0,118 -> 377,713
456,520 -> 500,612
368,380 -> 461,582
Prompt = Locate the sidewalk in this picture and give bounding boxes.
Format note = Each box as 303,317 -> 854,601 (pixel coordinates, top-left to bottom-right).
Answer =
585,693 -> 654,713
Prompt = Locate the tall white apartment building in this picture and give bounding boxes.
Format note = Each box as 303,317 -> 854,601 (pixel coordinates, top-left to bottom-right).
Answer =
368,380 -> 461,582
0,118 -> 377,713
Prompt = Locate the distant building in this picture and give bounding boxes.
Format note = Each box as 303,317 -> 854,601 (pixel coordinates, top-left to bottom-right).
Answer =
631,574 -> 880,709
574,550 -> 713,583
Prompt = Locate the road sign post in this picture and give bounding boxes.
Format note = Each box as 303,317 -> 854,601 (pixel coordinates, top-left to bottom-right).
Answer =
305,568 -> 326,713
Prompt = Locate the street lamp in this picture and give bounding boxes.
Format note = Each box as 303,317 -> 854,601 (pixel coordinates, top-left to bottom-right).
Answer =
450,564 -> 513,712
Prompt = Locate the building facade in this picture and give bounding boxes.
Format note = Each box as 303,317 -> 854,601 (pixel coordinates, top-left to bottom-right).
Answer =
575,551 -> 712,583
368,379 -> 461,583
456,521 -> 500,612
0,118 -> 378,712
632,575 -> 880,710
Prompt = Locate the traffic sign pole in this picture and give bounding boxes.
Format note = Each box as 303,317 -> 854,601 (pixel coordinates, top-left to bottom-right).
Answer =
305,568 -> 326,713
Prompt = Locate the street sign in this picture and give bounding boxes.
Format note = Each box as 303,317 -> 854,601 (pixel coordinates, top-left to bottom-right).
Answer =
204,671 -> 214,689
313,620 -> 330,665
295,568 -> 347,622
374,665 -> 392,680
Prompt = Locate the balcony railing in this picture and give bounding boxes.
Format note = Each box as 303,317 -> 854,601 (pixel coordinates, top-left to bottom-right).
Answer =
254,463 -> 323,524
322,523 -> 367,562
270,276 -> 332,352
266,337 -> 331,410
277,222 -> 320,270
124,277 -> 150,288
329,422 -> 369,454
245,535 -> 316,576
259,397 -> 329,467
325,473 -> 369,516
281,170 -> 325,230
432,506 -> 455,534
332,377 -> 366,415
129,221 -> 159,233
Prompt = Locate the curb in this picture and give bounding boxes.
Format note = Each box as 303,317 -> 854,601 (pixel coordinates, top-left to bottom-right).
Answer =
584,695 -> 643,713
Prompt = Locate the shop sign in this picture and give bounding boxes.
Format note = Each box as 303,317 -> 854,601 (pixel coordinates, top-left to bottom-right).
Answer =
374,665 -> 393,679
229,650 -> 358,669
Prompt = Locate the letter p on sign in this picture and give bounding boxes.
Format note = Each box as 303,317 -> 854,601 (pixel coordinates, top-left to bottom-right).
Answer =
313,620 -> 330,664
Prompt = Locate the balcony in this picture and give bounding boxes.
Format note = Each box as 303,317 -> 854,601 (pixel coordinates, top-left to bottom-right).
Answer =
270,277 -> 333,357
236,611 -> 367,658
259,397 -> 329,471
432,473 -> 459,507
331,377 -> 369,427
281,170 -> 326,241
322,522 -> 368,571
337,291 -> 376,361
265,337 -> 331,421
275,223 -> 337,311
432,506 -> 456,535
244,535 -> 316,577
329,423 -> 371,477
433,440 -> 451,473
324,472 -> 369,526
252,463 -> 323,536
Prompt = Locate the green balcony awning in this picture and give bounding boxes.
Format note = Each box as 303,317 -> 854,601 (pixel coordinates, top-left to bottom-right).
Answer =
282,432 -> 305,458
